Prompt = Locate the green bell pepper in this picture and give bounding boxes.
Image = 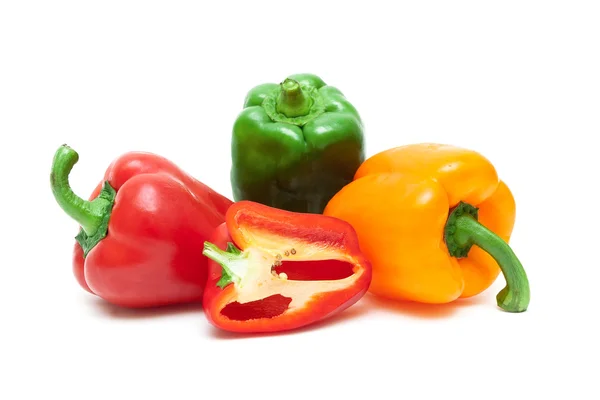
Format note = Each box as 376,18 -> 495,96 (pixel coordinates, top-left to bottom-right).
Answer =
230,73 -> 365,214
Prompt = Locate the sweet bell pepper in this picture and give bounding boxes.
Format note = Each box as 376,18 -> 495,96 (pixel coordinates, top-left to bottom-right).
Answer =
50,145 -> 233,308
230,73 -> 365,214
201,200 -> 372,333
324,143 -> 530,313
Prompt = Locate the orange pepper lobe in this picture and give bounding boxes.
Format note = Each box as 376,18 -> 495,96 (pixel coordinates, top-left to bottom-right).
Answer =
355,143 -> 499,207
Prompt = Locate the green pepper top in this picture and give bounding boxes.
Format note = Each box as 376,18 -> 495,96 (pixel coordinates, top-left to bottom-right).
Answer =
231,73 -> 365,214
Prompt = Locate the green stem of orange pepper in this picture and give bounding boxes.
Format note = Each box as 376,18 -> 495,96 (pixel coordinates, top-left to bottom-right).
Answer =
445,202 -> 530,313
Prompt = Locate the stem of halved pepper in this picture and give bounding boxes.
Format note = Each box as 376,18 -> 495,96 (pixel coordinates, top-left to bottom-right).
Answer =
202,242 -> 249,289
444,202 -> 530,313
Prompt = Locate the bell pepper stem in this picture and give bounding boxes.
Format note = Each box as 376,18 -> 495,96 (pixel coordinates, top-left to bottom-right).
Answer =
50,145 -> 115,237
445,202 -> 530,313
202,242 -> 248,289
276,78 -> 312,117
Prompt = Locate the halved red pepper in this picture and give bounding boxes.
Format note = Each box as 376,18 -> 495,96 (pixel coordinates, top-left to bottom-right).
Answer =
201,201 -> 372,333
50,145 -> 233,308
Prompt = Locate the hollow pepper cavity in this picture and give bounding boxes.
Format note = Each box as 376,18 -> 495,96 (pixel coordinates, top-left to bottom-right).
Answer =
50,145 -> 232,308
324,143 -> 530,312
230,73 -> 365,214
202,201 -> 372,333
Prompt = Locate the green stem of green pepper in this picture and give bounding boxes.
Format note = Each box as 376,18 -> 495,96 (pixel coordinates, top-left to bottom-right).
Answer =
276,78 -> 313,117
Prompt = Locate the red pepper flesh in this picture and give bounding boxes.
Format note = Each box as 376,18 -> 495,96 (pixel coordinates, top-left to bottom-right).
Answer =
51,145 -> 233,308
202,201 -> 372,333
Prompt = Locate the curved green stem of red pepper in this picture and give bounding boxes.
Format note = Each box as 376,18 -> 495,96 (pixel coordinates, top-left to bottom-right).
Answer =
50,145 -> 116,256
444,202 -> 530,313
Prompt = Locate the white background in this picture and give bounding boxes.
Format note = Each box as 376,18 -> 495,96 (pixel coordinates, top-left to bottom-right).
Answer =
1,1 -> 599,399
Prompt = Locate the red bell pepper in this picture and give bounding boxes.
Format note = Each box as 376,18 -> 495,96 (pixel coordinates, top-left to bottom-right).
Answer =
50,144 -> 233,308
201,201 -> 372,333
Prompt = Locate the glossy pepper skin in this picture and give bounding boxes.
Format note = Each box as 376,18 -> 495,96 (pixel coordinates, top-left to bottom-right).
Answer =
201,201 -> 372,333
231,73 -> 365,214
324,143 -> 530,313
50,145 -> 232,308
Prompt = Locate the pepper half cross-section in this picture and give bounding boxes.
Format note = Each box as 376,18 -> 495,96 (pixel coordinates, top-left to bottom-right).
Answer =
202,201 -> 372,333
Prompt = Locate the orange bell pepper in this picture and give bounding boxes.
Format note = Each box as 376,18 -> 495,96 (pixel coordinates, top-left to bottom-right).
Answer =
323,143 -> 530,312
